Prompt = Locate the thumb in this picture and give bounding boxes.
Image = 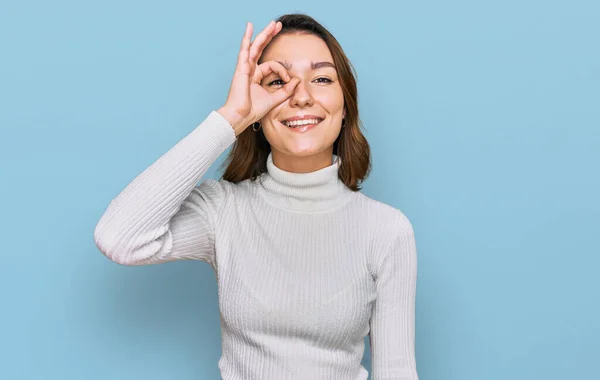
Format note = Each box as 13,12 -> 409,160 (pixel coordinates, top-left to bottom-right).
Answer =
269,77 -> 300,107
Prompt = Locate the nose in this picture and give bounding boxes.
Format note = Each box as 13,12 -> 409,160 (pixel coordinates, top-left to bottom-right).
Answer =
289,80 -> 313,108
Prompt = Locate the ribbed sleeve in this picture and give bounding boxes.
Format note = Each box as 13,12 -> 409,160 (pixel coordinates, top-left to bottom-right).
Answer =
93,110 -> 237,266
369,213 -> 419,380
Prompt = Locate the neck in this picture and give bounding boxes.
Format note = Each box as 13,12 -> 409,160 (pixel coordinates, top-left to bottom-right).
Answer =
270,148 -> 335,174
256,151 -> 354,213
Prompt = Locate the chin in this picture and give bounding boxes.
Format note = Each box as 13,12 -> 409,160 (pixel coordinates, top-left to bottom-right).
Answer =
279,144 -> 332,158
264,121 -> 341,158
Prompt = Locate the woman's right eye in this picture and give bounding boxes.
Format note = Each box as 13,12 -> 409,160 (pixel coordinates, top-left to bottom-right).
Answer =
268,79 -> 285,87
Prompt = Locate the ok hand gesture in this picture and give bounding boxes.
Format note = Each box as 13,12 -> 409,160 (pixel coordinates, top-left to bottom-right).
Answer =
218,21 -> 300,135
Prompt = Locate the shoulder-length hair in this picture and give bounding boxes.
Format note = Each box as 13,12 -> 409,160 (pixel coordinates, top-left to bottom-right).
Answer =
220,13 -> 371,191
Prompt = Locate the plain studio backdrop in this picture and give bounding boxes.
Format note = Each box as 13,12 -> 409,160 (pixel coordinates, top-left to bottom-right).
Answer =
1,1 -> 598,379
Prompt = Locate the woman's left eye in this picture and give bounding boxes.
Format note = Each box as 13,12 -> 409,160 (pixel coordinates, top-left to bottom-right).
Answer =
314,77 -> 332,83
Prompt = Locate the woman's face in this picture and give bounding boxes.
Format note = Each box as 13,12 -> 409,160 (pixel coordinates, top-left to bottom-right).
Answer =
259,33 -> 345,161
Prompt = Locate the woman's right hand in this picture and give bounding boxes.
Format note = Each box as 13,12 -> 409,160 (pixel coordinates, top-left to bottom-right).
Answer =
217,21 -> 301,136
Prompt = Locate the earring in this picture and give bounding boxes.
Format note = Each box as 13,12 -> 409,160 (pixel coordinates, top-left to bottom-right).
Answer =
252,121 -> 261,132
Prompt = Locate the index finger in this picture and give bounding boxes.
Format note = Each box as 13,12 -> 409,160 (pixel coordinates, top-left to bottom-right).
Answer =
252,60 -> 291,85
235,22 -> 253,75
249,21 -> 282,65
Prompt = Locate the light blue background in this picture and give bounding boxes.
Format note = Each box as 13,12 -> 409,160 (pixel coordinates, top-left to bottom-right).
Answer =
1,0 -> 598,379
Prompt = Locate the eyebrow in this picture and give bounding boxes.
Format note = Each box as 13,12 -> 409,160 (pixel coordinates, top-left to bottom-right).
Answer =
277,60 -> 336,70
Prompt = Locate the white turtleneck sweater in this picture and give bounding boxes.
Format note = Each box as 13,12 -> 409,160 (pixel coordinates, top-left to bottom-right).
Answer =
93,110 -> 419,380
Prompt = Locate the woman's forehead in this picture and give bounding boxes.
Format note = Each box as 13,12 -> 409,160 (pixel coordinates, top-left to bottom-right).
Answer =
263,34 -> 333,64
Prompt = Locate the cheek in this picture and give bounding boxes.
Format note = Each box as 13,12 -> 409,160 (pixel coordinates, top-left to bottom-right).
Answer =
260,118 -> 285,145
262,102 -> 286,123
261,106 -> 278,121
314,88 -> 344,113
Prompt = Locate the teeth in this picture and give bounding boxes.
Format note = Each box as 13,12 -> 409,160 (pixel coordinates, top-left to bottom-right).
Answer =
282,119 -> 321,127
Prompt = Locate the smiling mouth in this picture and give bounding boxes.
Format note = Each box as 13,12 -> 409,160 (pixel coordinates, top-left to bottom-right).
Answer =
280,118 -> 324,128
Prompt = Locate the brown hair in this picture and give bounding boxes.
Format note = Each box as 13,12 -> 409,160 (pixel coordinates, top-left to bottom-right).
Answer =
219,13 -> 371,191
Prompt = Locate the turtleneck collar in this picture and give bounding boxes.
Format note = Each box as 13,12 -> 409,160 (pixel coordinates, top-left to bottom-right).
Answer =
256,152 -> 354,213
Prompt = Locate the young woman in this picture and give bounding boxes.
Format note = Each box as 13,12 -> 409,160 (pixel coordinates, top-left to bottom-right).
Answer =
94,13 -> 419,380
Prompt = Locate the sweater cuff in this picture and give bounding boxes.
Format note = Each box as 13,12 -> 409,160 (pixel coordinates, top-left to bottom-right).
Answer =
207,110 -> 238,139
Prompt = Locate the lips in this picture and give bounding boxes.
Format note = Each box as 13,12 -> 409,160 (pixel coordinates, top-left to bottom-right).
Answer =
281,115 -> 324,122
280,115 -> 325,127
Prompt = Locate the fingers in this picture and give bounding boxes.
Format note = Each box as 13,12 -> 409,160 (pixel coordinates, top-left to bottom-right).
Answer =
270,77 -> 301,107
252,60 -> 300,107
248,21 -> 281,66
252,60 -> 290,84
235,22 -> 253,75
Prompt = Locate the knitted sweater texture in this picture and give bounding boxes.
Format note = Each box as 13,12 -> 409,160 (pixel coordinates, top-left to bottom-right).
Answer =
93,110 -> 419,380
